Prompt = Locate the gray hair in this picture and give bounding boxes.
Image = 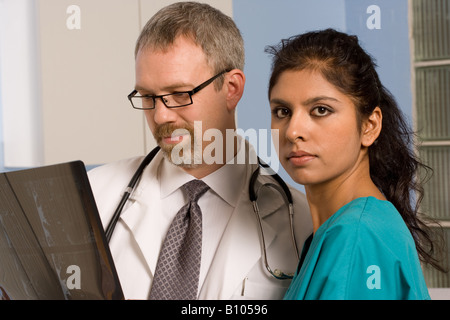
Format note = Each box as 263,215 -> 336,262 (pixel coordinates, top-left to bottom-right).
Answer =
135,2 -> 245,89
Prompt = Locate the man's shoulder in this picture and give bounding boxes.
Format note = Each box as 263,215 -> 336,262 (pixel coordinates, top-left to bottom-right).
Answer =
89,156 -> 145,177
87,156 -> 146,191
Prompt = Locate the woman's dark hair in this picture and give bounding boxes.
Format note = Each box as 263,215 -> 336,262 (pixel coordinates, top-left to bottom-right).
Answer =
266,28 -> 446,272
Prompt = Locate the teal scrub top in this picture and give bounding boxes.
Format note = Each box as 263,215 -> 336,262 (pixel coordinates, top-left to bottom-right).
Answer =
284,197 -> 430,300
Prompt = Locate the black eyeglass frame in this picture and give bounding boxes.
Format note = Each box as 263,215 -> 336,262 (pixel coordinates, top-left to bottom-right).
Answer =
128,70 -> 230,110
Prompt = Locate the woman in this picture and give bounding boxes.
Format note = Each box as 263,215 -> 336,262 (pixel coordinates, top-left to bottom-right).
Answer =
266,29 -> 444,299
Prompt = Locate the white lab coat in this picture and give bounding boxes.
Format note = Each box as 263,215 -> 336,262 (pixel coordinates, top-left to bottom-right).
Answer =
88,143 -> 312,300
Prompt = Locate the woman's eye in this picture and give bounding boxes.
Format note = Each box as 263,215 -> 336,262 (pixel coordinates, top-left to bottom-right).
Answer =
311,106 -> 331,117
272,107 -> 291,119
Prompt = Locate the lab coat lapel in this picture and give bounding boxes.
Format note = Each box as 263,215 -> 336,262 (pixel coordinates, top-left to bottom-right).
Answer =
118,151 -> 165,276
199,163 -> 278,300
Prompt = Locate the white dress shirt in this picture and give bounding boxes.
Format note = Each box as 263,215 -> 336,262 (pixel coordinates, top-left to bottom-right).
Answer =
154,140 -> 248,294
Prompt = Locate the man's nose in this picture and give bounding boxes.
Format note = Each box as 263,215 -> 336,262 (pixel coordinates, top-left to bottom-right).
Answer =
152,98 -> 178,125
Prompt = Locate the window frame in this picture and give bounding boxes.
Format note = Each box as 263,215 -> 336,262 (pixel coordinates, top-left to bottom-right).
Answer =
409,0 -> 450,294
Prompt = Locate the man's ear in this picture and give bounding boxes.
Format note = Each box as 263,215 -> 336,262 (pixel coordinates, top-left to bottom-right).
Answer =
224,69 -> 245,111
361,106 -> 382,147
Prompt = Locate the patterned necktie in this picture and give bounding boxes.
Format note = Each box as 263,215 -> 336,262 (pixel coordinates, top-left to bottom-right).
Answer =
149,179 -> 209,300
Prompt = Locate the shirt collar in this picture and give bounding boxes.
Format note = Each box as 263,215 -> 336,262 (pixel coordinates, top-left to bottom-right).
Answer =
202,156 -> 246,207
159,158 -> 194,199
159,135 -> 248,207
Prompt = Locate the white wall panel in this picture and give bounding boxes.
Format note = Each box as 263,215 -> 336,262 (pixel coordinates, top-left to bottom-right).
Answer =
0,0 -> 43,167
38,0 -> 145,165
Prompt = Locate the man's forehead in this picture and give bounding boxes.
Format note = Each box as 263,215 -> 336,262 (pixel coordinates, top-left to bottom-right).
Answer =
137,34 -> 201,56
134,54 -> 212,92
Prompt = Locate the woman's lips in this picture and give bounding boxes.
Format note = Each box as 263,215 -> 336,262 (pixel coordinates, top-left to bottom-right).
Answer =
287,150 -> 316,166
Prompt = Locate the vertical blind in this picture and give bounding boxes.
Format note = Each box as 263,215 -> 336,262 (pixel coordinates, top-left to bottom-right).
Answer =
416,66 -> 450,140
419,146 -> 450,221
413,0 -> 450,61
413,0 -> 450,288
422,228 -> 450,288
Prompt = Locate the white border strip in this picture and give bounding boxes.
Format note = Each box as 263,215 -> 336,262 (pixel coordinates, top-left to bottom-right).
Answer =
0,0 -> 43,168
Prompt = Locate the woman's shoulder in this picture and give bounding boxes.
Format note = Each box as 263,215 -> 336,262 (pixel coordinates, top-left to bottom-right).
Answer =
310,197 -> 429,300
324,197 -> 415,253
328,197 -> 404,230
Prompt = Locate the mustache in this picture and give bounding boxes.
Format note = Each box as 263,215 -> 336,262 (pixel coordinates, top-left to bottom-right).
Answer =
154,123 -> 195,142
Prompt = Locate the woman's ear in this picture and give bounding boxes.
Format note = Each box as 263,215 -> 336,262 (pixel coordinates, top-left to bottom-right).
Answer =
225,69 -> 245,111
361,106 -> 382,147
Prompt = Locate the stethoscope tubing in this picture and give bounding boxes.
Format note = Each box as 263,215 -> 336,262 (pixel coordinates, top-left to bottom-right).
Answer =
105,146 -> 160,242
105,146 -> 299,280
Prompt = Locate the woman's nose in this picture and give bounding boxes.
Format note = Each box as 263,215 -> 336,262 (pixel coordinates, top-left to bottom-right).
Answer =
285,112 -> 307,143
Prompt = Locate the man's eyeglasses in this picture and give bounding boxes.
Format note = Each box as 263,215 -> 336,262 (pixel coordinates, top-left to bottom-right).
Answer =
128,70 -> 229,110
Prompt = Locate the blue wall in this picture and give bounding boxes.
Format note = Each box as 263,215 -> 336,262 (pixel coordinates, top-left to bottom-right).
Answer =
345,0 -> 412,122
233,0 -> 346,133
233,0 -> 412,192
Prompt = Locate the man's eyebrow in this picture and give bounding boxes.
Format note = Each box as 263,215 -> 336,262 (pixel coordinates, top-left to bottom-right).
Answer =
134,82 -> 194,94
134,85 -> 148,92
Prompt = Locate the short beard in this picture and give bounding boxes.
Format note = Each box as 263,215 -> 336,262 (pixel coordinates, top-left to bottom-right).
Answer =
153,123 -> 201,168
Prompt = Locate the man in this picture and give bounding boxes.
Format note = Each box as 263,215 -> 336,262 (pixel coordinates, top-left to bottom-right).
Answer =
88,1 -> 312,300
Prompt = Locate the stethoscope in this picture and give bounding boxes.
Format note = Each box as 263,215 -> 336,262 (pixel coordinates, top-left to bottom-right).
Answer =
105,146 -> 299,280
